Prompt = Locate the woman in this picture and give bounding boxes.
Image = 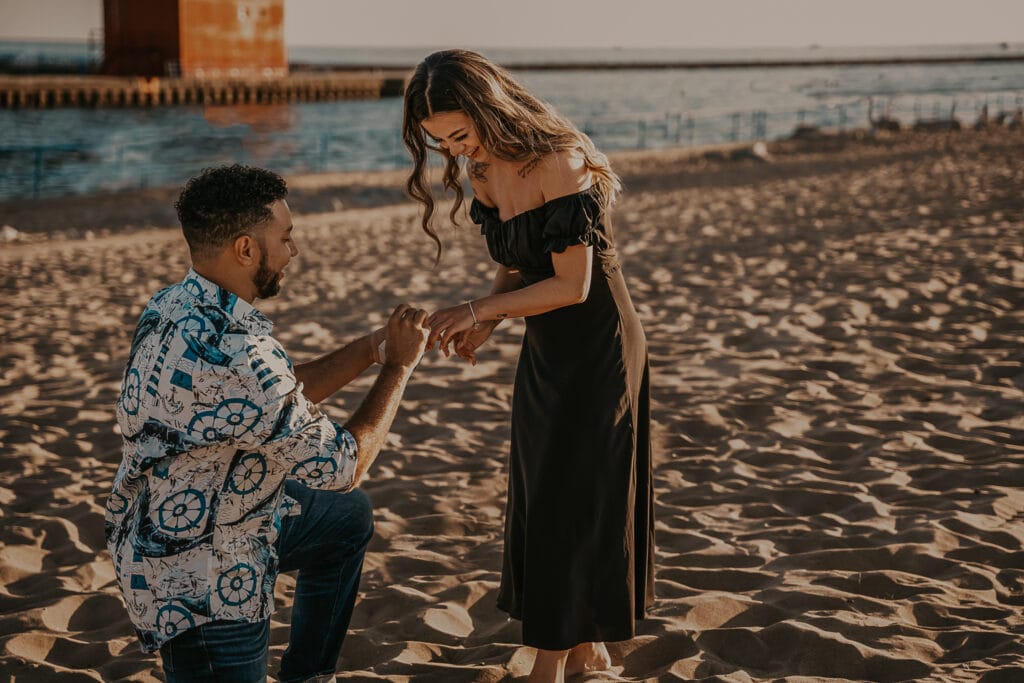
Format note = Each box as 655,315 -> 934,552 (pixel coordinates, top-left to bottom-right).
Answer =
402,49 -> 654,683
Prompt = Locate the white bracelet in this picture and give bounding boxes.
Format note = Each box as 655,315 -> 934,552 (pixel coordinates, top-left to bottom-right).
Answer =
467,300 -> 479,325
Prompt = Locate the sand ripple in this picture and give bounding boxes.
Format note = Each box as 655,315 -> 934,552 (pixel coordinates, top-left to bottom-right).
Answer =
1,129 -> 1022,680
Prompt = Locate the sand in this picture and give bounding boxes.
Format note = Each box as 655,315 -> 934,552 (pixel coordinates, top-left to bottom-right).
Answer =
1,127 -> 1023,682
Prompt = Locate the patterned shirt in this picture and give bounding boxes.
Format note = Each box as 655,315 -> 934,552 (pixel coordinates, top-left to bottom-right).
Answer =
105,269 -> 359,652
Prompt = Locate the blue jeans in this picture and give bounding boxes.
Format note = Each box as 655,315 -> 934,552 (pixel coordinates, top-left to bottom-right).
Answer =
160,481 -> 374,683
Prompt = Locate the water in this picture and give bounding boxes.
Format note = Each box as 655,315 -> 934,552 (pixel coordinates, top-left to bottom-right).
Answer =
0,39 -> 100,73
2,41 -> 1024,200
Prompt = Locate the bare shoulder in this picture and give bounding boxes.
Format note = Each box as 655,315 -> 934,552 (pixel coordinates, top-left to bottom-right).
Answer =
533,149 -> 592,201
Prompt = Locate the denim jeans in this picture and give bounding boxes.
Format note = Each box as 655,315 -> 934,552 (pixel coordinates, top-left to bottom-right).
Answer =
160,480 -> 374,683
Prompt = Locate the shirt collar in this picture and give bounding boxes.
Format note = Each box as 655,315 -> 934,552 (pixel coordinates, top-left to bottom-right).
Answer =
181,268 -> 273,334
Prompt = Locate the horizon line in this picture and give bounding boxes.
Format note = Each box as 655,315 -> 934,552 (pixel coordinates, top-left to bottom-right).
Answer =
1,36 -> 1022,53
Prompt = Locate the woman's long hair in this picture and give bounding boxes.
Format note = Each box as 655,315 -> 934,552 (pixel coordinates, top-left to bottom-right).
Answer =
402,49 -> 621,261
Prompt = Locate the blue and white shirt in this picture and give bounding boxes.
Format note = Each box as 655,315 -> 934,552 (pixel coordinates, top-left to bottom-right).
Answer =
106,269 -> 359,652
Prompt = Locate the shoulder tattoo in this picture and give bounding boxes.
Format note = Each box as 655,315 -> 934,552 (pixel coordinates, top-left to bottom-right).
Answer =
516,156 -> 543,179
470,161 -> 490,183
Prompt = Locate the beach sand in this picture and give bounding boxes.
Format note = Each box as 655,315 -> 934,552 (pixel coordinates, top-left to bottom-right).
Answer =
1,127 -> 1023,681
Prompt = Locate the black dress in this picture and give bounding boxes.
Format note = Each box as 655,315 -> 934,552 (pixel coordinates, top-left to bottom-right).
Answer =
470,188 -> 655,650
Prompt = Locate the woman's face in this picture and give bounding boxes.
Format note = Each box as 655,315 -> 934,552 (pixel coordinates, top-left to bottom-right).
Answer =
420,111 -> 490,163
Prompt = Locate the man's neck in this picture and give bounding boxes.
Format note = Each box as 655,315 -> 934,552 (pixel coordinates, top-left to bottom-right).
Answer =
191,259 -> 257,304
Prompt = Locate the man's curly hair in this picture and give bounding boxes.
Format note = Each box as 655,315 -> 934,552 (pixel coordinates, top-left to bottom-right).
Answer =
175,164 -> 288,256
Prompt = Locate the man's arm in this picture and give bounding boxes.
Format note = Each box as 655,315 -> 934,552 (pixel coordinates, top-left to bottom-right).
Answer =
235,305 -> 425,493
343,305 -> 429,485
294,327 -> 385,404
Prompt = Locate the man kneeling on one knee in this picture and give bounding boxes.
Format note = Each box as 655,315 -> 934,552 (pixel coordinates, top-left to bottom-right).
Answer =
105,164 -> 429,682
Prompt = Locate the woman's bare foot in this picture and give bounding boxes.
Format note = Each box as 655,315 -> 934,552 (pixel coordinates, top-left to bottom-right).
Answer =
565,642 -> 612,678
527,648 -> 570,683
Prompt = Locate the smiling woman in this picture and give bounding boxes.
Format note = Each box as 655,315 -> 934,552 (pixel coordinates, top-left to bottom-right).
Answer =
401,49 -> 620,264
401,49 -> 655,683
420,111 -> 484,161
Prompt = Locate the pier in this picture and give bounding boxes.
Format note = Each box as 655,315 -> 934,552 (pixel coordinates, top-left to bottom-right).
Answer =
0,72 -> 408,109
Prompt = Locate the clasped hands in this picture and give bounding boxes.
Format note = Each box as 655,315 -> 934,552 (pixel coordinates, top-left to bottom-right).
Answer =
426,302 -> 496,366
375,302 -> 496,367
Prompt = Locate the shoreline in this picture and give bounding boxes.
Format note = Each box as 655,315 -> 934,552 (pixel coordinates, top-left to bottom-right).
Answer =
2,126 -> 1020,244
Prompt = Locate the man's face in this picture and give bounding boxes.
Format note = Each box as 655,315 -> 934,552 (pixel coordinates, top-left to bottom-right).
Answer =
253,199 -> 297,299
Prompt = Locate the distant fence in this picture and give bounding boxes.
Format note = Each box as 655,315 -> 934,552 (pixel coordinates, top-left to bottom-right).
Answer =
1,92 -> 1021,201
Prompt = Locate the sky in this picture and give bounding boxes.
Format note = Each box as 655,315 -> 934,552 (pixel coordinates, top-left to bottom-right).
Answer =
1,0 -> 1023,49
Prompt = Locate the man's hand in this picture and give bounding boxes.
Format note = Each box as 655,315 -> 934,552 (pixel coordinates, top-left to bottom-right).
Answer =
383,304 -> 429,369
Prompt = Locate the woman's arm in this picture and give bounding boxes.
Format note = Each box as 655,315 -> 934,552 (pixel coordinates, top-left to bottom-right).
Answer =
428,244 -> 592,349
441,263 -> 524,361
486,264 -> 524,318
475,245 -> 591,320
429,151 -> 594,348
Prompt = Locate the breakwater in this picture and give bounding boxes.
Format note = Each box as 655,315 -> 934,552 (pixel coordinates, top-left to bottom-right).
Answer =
293,53 -> 1024,73
0,72 -> 407,109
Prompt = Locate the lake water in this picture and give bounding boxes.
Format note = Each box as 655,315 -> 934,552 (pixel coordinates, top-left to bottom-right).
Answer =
2,42 -> 1023,200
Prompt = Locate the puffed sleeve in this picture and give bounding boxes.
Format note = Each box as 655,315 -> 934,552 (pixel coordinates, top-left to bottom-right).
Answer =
469,197 -> 496,228
541,191 -> 603,254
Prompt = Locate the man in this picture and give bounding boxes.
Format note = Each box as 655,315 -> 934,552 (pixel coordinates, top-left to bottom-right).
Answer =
105,164 -> 429,682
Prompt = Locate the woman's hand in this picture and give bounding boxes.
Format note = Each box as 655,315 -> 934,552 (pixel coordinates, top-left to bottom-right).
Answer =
426,303 -> 479,354
451,321 -> 497,365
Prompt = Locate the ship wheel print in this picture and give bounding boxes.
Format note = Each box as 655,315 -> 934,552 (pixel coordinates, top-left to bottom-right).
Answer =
107,491 -> 130,515
122,369 -> 141,416
228,452 -> 267,495
157,488 -> 207,532
290,456 -> 337,483
155,603 -> 195,638
177,314 -> 207,340
214,398 -> 261,437
182,278 -> 204,299
189,398 -> 262,442
217,563 -> 258,606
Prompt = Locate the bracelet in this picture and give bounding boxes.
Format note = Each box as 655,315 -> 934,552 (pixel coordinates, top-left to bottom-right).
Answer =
467,300 -> 479,325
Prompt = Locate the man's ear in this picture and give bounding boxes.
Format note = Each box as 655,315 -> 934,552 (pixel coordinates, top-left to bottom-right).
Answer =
233,234 -> 258,267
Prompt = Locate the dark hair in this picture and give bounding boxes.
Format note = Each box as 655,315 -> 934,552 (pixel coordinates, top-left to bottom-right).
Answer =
402,49 -> 619,261
175,164 -> 288,256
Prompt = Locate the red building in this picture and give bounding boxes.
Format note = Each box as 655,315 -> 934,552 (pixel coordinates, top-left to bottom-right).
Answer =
103,0 -> 287,78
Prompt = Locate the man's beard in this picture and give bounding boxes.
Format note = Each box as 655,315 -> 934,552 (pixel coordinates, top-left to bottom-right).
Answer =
253,248 -> 283,299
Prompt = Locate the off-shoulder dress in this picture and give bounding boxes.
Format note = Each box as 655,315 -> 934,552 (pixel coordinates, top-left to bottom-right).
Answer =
469,187 -> 655,650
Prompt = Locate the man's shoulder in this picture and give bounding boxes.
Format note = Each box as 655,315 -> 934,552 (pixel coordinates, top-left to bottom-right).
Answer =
135,282 -> 279,369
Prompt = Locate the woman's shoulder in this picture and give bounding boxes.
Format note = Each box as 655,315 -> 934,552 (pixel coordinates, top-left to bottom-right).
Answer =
534,149 -> 593,202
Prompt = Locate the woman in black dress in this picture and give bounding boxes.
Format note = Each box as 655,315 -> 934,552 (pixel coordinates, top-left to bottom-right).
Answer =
402,49 -> 654,683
